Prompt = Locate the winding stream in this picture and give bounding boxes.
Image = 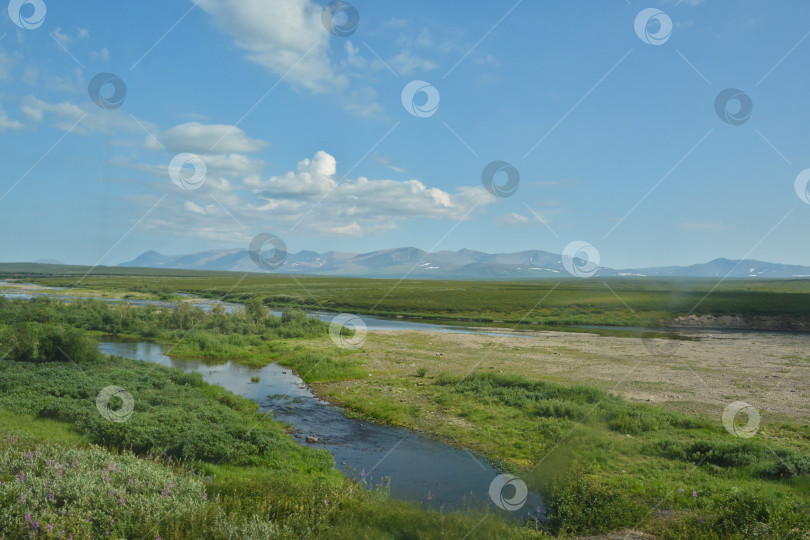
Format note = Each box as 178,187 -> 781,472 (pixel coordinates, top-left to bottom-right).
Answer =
98,340 -> 544,519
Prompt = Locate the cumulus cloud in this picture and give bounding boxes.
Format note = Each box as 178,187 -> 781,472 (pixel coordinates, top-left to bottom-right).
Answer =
139,150 -> 495,239
196,0 -> 345,93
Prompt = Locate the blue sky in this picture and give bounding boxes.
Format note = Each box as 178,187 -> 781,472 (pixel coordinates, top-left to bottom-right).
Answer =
2,0 -> 810,268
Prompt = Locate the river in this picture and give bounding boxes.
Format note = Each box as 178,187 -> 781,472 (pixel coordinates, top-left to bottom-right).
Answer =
98,340 -> 545,520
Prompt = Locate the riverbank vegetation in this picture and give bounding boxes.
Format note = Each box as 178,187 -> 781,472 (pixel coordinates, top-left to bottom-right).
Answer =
5,265 -> 810,329
0,295 -> 326,366
2,296 -> 810,537
0,299 -> 538,539
329,371 -> 810,537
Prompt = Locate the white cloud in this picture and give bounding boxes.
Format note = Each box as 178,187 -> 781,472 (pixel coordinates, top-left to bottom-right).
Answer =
388,50 -> 439,76
46,68 -> 85,93
343,86 -> 385,118
152,122 -> 269,154
255,150 -> 338,198
0,104 -> 23,131
52,28 -> 71,45
495,210 -> 554,227
138,150 -> 495,239
184,201 -> 210,215
394,29 -> 433,49
92,48 -> 110,61
196,0 -> 345,93
248,151 -> 494,233
371,152 -> 405,173
20,95 -> 159,136
344,41 -> 367,70
475,54 -> 497,66
495,212 -> 531,226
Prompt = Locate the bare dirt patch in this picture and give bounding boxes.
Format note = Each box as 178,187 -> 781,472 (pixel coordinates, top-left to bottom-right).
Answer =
324,329 -> 810,424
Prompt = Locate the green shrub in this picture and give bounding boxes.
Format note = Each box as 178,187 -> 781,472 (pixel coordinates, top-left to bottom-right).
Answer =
760,449 -> 810,479
603,407 -> 659,435
0,323 -> 100,364
545,467 -> 646,536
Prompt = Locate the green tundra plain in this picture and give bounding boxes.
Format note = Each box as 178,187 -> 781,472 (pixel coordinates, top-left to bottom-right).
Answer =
1,264 -> 810,539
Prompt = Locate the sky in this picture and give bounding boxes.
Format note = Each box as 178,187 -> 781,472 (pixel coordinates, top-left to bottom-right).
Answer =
1,0 -> 810,269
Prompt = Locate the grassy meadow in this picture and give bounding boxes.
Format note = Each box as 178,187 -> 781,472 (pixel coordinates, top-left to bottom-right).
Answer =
5,263 -> 810,328
1,267 -> 810,538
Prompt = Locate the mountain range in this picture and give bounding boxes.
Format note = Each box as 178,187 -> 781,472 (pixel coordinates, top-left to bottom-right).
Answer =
118,248 -> 810,280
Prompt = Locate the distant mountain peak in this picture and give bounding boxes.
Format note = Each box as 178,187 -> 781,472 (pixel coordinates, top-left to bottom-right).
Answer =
117,248 -> 810,280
